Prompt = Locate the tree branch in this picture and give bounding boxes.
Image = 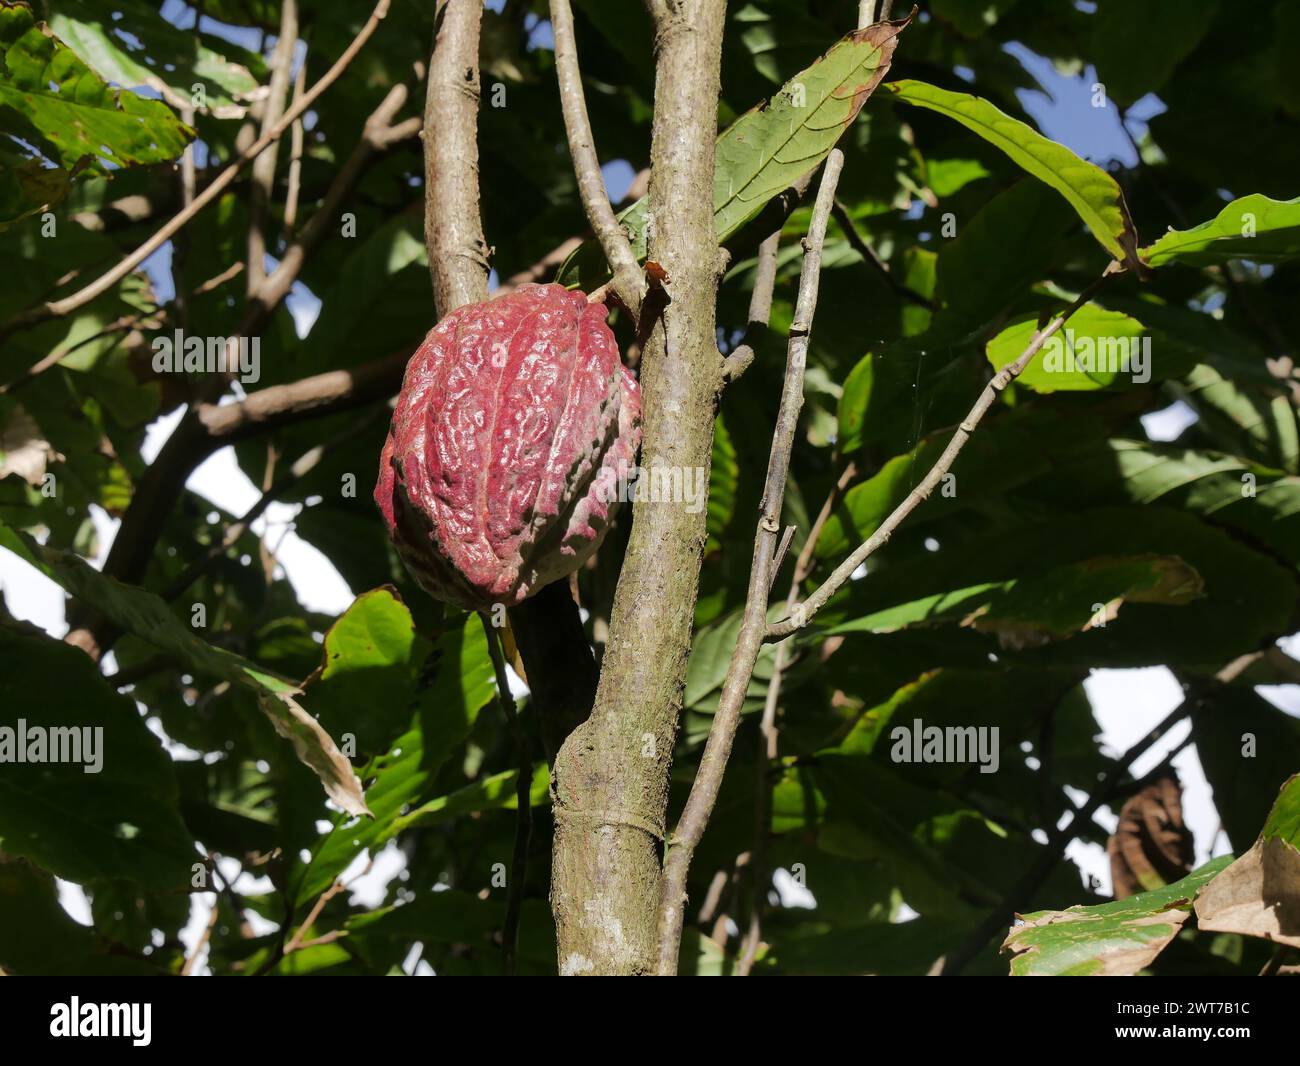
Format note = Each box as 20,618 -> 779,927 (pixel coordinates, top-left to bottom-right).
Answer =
0,0 -> 393,345
550,0 -> 645,315
424,0 -> 491,316
162,409 -> 384,603
194,349 -> 410,442
549,0 -> 728,976
766,262 -> 1122,642
247,0 -> 298,296
66,80 -> 419,659
655,149 -> 846,975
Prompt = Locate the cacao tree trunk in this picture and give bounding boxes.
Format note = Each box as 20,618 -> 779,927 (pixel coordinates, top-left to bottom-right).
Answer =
549,0 -> 728,975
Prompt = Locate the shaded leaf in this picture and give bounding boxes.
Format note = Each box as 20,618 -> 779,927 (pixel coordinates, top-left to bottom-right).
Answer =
0,525 -> 369,817
379,764 -> 549,843
0,623 -> 198,889
825,554 -> 1203,650
0,857 -> 163,975
1090,0 -> 1218,107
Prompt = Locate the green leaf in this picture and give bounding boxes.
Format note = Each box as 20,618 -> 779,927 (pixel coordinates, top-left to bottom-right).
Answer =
1140,194 -> 1300,268
684,607 -> 776,711
1024,438 -> 1300,568
1179,362 -> 1300,473
712,19 -> 904,242
345,893 -> 556,974
837,181 -> 1080,455
1262,774 -> 1300,846
1090,0 -> 1218,108
822,402 -> 1118,561
0,526 -> 369,817
1003,858 -> 1232,975
291,610 -> 496,907
0,150 -> 68,227
0,1 -> 193,174
825,554 -> 1203,649
0,858 -> 164,974
818,505 -> 1294,670
1192,687 -> 1300,852
985,304 -> 1173,391
884,78 -> 1141,267
303,585 -> 430,756
48,0 -> 260,118
0,623 -> 198,890
929,0 -> 1022,38
933,179 -> 1078,329
557,18 -> 908,289
379,764 -> 549,843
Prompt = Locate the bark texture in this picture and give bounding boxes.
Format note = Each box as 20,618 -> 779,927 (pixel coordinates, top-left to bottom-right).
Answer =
549,0 -> 728,976
424,0 -> 491,316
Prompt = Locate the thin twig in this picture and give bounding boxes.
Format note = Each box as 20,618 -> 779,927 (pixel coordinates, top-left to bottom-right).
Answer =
550,0 -> 644,315
283,878 -> 347,955
161,409 -> 384,602
832,199 -> 936,309
0,0 -> 393,345
247,0 -> 298,296
655,150 -> 846,975
181,895 -> 221,976
283,59 -> 309,237
767,262 -> 1122,642
480,612 -> 531,976
722,229 -> 781,383
734,459 -> 856,974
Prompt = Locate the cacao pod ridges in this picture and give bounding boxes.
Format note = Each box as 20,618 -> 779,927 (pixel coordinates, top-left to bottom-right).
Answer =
375,283 -> 641,611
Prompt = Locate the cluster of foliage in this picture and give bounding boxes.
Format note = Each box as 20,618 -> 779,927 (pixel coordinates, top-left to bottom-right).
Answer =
1,0 -> 1298,975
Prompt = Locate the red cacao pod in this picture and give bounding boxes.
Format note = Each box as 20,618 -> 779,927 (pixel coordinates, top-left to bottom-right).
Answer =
375,283 -> 641,611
